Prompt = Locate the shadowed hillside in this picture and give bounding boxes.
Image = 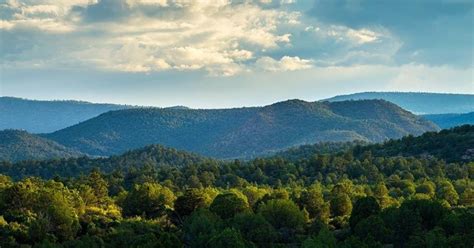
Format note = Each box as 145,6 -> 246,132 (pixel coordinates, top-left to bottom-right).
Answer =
45,99 -> 438,158
0,130 -> 83,162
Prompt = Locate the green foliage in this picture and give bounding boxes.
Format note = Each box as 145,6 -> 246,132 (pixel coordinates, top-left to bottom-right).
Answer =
121,182 -> 175,218
258,199 -> 307,232
209,193 -> 250,219
0,126 -> 473,247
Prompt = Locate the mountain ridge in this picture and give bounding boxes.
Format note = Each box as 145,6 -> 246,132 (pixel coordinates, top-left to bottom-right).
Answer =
45,99 -> 438,159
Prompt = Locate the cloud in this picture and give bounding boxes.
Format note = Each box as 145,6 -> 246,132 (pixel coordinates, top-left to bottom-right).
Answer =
1,0 -> 301,75
308,0 -> 474,67
0,0 -> 471,78
256,56 -> 312,71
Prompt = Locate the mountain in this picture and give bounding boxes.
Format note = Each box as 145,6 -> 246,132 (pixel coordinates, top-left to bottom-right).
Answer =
353,125 -> 474,163
45,99 -> 438,159
0,129 -> 83,162
0,97 -> 131,133
325,92 -> 474,114
423,112 -> 474,129
0,144 -> 215,179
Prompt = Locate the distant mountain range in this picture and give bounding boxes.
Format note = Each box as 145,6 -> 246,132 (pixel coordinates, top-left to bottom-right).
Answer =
325,92 -> 474,114
2,92 -> 472,134
423,112 -> 474,129
0,129 -> 83,162
0,97 -> 131,133
42,99 -> 438,159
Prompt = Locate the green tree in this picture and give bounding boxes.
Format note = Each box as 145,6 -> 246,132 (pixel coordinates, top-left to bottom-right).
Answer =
122,182 -> 176,218
209,192 -> 250,219
349,196 -> 381,230
258,199 -> 306,231
330,193 -> 352,217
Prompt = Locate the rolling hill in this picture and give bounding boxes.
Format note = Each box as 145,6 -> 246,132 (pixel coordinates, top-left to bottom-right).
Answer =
0,97 -> 131,133
353,125 -> 474,163
423,112 -> 474,129
45,99 -> 439,159
325,92 -> 474,114
0,129 -> 83,162
0,144 -> 214,179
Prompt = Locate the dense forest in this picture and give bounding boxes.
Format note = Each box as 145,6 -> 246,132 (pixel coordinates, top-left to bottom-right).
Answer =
44,99 -> 437,159
0,126 -> 473,247
0,130 -> 83,162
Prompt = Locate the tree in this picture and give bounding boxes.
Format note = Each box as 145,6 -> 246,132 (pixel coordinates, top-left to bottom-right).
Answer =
232,212 -> 278,247
208,228 -> 248,248
330,193 -> 352,217
183,209 -> 222,248
436,180 -> 459,206
349,196 -> 381,230
122,182 -> 176,218
209,192 -> 250,219
302,227 -> 337,248
174,189 -> 207,218
300,186 -> 330,223
258,199 -> 306,231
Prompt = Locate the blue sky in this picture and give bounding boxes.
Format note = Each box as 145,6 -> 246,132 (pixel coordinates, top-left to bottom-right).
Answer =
0,0 -> 472,108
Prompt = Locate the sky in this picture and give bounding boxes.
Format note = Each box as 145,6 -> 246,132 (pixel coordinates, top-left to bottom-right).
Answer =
0,0 -> 473,108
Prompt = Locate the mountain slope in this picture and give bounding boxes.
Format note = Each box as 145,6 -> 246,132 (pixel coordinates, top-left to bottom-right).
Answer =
325,92 -> 474,114
0,97 -> 131,133
354,125 -> 474,163
423,112 -> 474,129
45,99 -> 438,159
0,130 -> 83,162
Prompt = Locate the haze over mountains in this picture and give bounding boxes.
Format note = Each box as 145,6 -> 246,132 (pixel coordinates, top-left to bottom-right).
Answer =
326,92 -> 474,114
0,97 -> 130,133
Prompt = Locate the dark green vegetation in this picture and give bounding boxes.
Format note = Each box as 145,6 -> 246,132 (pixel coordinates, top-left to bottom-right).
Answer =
0,144 -> 212,179
45,99 -> 438,159
424,112 -> 474,129
0,130 -> 83,162
0,126 -> 473,247
325,92 -> 474,114
0,97 -> 130,133
355,125 -> 474,163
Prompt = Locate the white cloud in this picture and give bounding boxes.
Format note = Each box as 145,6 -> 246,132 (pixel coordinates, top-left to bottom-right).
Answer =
256,56 -> 313,71
1,0 -> 300,75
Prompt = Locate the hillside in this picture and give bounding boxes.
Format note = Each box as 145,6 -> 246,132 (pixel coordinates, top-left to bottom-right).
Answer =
0,144 -> 215,179
353,125 -> 474,163
0,97 -> 131,133
423,112 -> 474,129
325,92 -> 474,114
0,130 -> 83,162
45,99 -> 438,159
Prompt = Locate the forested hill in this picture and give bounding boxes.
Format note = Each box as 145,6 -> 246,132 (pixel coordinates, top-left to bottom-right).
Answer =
0,130 -> 83,162
325,92 -> 474,114
0,144 -> 214,179
0,97 -> 131,133
45,99 -> 438,159
424,112 -> 474,129
354,125 -> 474,163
